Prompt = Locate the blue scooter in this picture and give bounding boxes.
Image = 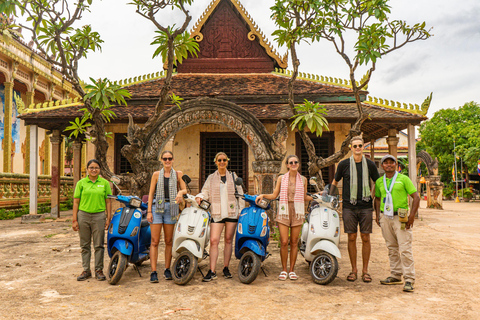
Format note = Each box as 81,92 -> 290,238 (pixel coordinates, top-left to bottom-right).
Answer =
106,177 -> 151,285
234,178 -> 271,284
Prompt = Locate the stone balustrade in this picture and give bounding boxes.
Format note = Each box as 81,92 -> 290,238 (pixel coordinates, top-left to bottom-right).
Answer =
0,173 -> 74,209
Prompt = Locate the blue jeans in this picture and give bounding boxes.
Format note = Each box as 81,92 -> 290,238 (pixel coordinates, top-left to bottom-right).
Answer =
151,202 -> 176,225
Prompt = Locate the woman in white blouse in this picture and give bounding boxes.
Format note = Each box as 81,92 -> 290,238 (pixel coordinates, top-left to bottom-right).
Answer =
196,152 -> 244,282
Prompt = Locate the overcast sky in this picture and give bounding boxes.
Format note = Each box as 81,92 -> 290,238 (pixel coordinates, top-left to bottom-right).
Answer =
69,0 -> 480,118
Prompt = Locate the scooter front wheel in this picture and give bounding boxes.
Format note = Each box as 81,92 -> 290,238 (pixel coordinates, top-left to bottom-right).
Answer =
108,251 -> 128,285
238,251 -> 261,284
310,251 -> 338,285
172,251 -> 198,285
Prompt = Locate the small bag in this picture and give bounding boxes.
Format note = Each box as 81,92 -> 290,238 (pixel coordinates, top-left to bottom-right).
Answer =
398,208 -> 409,230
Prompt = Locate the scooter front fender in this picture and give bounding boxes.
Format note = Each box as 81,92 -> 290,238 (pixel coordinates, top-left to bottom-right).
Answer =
239,239 -> 265,257
174,239 -> 202,259
310,240 -> 341,259
112,239 -> 133,257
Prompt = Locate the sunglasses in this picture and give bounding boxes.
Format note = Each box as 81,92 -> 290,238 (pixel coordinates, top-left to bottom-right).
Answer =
162,157 -> 173,161
288,161 -> 299,165
217,159 -> 228,162
352,144 -> 363,149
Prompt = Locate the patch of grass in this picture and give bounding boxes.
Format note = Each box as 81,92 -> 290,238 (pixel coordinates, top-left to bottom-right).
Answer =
44,234 -> 57,238
0,209 -> 15,220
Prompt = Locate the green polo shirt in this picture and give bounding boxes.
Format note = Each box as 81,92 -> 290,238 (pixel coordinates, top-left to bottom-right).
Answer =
74,176 -> 112,213
375,173 -> 417,212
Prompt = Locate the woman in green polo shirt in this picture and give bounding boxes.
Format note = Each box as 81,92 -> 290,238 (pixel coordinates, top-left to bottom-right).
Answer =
72,159 -> 112,281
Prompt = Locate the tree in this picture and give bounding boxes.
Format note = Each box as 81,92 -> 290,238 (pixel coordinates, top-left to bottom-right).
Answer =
9,0 -> 199,196
8,0 -> 130,179
270,0 -> 432,185
418,101 -> 480,184
121,0 -> 199,195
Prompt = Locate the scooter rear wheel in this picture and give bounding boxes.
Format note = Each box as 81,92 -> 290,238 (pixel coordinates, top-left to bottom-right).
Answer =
108,251 -> 128,285
172,251 -> 198,285
310,251 -> 338,285
238,251 -> 261,284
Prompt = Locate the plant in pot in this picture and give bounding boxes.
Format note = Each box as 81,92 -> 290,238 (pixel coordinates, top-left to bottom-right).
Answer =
443,184 -> 454,200
459,188 -> 473,202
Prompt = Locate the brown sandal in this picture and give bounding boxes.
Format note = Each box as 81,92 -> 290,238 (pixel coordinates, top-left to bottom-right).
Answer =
362,273 -> 372,283
347,272 -> 357,282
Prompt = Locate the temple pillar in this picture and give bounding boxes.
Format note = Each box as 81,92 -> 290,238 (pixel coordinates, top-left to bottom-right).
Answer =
3,81 -> 13,172
81,141 -> 87,177
50,130 -> 63,218
252,160 -> 282,230
22,125 -> 41,222
386,129 -> 399,159
370,139 -> 375,162
44,134 -> 51,175
60,138 -> 65,177
73,140 -> 83,188
24,91 -> 35,174
407,124 -> 418,217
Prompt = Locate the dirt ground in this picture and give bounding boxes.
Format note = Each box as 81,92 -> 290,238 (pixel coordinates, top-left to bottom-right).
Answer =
1,200 -> 479,320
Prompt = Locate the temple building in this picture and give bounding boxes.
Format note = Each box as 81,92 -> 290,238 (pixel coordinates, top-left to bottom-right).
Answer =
17,0 -> 429,213
0,32 -> 80,209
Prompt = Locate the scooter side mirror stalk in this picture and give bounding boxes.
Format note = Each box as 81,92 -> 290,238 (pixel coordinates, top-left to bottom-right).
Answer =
110,175 -> 122,195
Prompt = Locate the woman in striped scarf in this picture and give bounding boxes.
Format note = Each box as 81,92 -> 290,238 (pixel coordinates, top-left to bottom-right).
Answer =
147,151 -> 187,283
195,152 -> 244,282
256,155 -> 313,281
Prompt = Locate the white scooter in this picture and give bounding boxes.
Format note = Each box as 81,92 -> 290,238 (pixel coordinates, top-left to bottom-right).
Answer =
299,178 -> 341,285
171,175 -> 211,285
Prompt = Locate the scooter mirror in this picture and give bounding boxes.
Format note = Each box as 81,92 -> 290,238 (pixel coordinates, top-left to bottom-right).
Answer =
309,177 -> 317,186
182,174 -> 192,184
111,176 -> 121,184
110,176 -> 122,195
235,177 -> 243,186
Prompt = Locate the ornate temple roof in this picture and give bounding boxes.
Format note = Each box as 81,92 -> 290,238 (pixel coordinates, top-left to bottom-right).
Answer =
190,0 -> 287,69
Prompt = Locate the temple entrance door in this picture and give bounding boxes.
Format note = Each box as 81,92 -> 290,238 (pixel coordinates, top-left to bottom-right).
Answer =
200,132 -> 248,190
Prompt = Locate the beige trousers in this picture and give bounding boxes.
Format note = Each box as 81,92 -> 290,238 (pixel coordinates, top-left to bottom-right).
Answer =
380,213 -> 415,282
78,210 -> 106,272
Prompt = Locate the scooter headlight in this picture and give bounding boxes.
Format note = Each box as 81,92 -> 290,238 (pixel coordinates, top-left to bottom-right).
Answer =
257,199 -> 269,210
199,200 -> 211,211
260,226 -> 267,237
129,197 -> 142,208
238,223 -> 243,234
130,226 -> 139,237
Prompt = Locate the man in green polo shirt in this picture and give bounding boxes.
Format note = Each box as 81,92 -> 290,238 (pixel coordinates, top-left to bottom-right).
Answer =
375,155 -> 420,292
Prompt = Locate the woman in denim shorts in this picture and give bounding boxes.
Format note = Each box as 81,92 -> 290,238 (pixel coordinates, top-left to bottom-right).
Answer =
147,151 -> 187,283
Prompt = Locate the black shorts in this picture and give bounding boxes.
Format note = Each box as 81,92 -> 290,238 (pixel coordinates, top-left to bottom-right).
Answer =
210,218 -> 238,224
342,207 -> 373,234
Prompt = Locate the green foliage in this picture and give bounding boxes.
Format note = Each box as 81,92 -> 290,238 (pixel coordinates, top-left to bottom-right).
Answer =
418,101 -> 480,183
170,93 -> 184,109
459,188 -> 473,199
0,13 -> 23,44
0,209 -> 15,220
270,0 -> 431,83
290,100 -> 329,136
9,0 -> 103,85
442,184 -> 454,199
65,78 -> 131,139
65,117 -> 91,139
151,28 -> 199,65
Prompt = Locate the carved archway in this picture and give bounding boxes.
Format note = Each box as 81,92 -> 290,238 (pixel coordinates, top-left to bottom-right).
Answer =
145,97 -> 288,163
